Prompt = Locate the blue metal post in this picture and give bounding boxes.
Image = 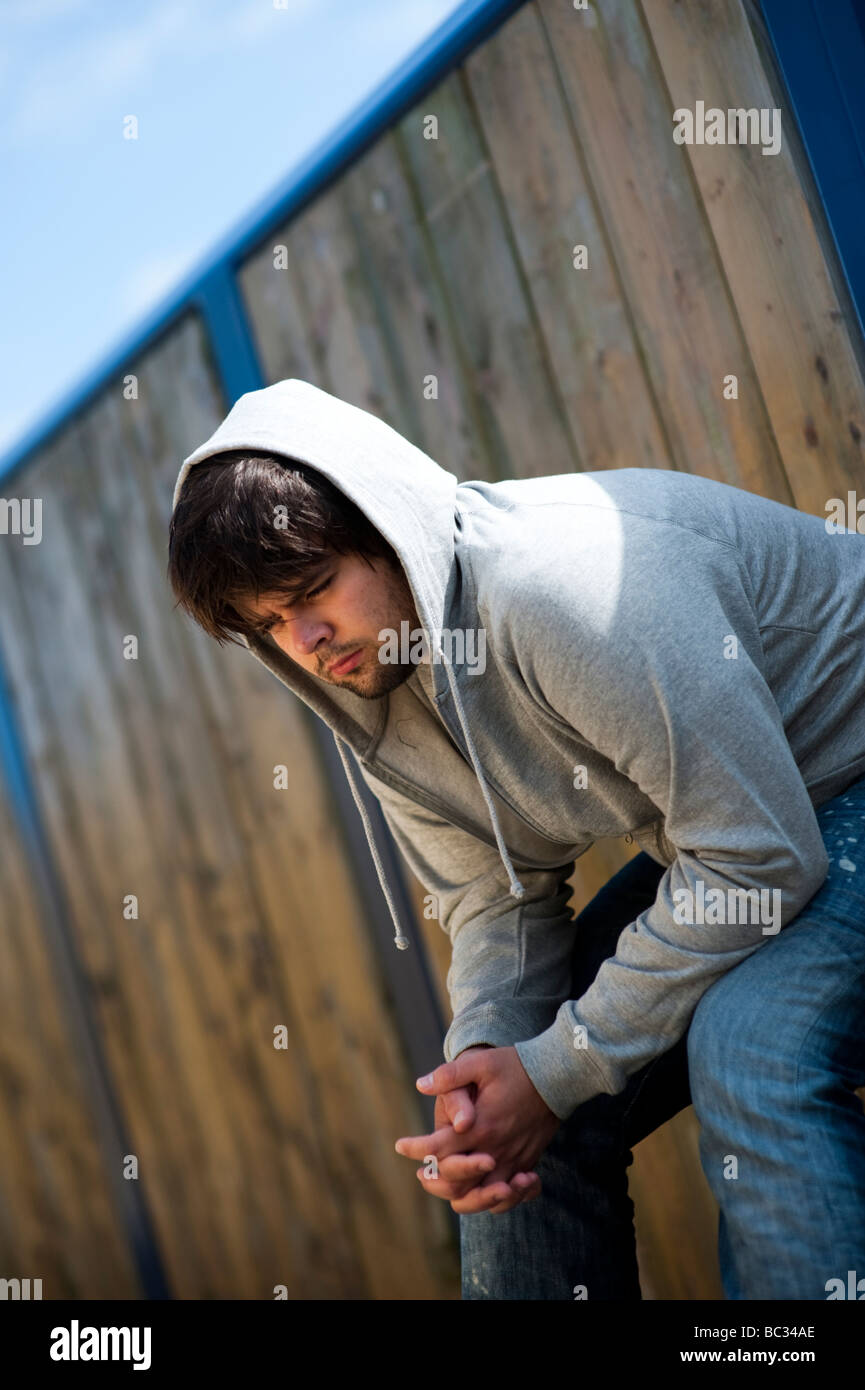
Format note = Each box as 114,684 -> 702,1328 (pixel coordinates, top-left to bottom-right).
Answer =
761,0 -> 865,349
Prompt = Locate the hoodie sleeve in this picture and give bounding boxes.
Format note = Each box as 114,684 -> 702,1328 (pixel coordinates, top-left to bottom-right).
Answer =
501,518 -> 830,1120
363,771 -> 585,1063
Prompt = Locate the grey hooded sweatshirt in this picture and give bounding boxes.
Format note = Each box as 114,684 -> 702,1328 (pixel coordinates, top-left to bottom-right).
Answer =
172,378 -> 865,1121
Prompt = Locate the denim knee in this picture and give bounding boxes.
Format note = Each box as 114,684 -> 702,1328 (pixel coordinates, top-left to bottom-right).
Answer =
685,973 -> 750,1109
685,964 -> 798,1123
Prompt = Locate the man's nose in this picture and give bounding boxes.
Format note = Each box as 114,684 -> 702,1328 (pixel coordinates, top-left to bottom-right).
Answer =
291,618 -> 331,657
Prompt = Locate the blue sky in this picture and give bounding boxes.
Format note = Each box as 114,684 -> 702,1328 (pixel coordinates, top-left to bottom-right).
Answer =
0,0 -> 464,462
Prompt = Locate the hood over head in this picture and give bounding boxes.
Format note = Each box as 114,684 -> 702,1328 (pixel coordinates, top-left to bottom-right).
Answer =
171,378 -> 526,948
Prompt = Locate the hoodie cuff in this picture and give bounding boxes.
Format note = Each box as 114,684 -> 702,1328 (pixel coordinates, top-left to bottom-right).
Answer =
513,1010 -> 615,1121
443,1000 -> 560,1065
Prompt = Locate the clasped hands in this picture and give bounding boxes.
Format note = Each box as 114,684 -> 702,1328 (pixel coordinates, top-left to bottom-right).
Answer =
394,1044 -> 560,1215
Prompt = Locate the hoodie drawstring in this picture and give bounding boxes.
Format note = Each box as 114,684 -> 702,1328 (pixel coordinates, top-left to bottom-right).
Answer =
435,637 -> 527,903
334,735 -> 411,950
334,614 -> 526,952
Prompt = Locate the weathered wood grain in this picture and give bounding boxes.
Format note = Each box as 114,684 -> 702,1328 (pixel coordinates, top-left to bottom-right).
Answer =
539,0 -> 793,498
642,0 -> 865,514
466,3 -> 672,471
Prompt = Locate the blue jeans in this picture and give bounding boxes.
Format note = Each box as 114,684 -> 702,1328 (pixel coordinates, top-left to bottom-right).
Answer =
460,772 -> 865,1299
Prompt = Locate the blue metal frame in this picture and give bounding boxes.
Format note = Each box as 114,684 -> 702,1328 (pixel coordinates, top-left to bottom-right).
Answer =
761,0 -> 865,350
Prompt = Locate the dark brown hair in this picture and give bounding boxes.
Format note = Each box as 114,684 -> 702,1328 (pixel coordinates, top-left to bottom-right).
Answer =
167,449 -> 398,647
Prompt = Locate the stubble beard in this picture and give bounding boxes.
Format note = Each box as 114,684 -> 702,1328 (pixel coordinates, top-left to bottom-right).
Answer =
329,559 -> 420,700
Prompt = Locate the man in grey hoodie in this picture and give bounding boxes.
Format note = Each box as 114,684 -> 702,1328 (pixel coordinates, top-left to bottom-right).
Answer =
169,377 -> 865,1300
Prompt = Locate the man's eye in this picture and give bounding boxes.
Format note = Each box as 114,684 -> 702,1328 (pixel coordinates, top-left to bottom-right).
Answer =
305,574 -> 332,601
256,574 -> 332,633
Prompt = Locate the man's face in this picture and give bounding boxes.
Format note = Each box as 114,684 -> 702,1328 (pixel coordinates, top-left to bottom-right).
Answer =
235,551 -> 421,699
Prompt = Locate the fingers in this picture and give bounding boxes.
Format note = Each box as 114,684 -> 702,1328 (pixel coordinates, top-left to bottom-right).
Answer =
443,1089 -> 476,1135
416,1050 -> 490,1097
408,1143 -> 544,1208
484,1173 -> 542,1215
449,1170 -> 542,1216
394,1126 -> 461,1162
413,1151 -> 496,1202
436,1153 -> 496,1184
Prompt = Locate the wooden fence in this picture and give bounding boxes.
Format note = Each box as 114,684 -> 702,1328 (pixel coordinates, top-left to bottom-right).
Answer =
0,0 -> 863,1299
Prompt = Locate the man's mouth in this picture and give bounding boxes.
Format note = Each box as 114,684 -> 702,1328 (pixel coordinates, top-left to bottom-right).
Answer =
328,647 -> 364,675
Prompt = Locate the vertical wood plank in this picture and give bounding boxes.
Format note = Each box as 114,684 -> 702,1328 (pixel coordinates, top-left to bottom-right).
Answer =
538,0 -> 793,499
395,68 -> 580,480
641,0 -> 865,514
466,3 -> 672,471
0,697 -> 139,1296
